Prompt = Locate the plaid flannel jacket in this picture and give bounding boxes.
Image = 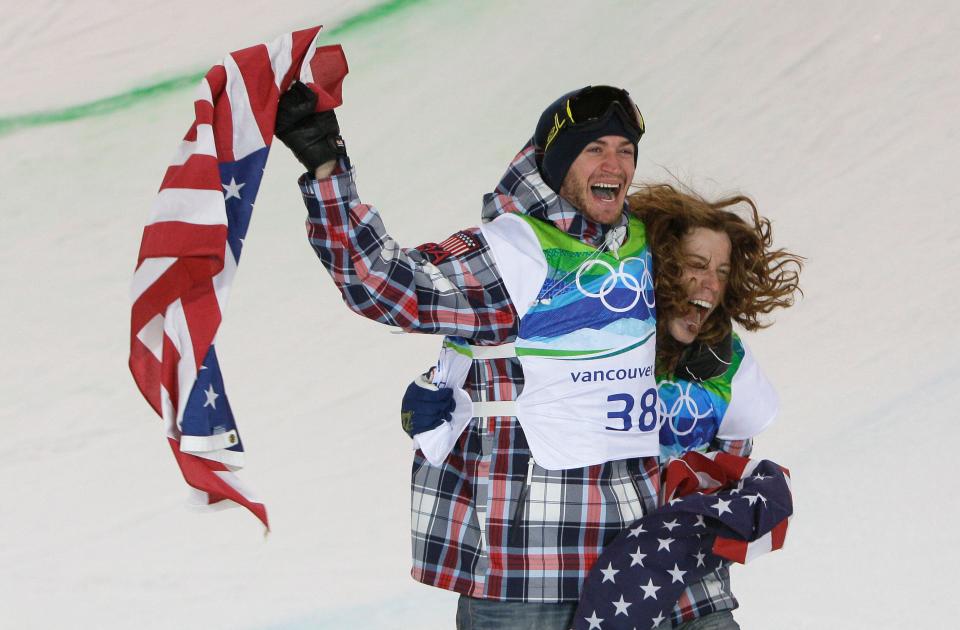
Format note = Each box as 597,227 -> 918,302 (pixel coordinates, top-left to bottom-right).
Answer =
299,146 -> 748,620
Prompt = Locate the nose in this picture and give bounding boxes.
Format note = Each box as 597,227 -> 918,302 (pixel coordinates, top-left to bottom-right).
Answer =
701,270 -> 721,293
599,148 -> 621,173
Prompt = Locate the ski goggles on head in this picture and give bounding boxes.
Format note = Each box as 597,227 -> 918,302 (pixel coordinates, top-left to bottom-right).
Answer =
543,85 -> 645,152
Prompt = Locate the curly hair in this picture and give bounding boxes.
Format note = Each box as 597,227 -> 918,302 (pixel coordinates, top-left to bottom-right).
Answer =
628,183 -> 804,375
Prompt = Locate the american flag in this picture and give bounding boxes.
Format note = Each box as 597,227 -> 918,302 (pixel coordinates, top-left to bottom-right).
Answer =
129,25 -> 348,530
573,452 -> 793,629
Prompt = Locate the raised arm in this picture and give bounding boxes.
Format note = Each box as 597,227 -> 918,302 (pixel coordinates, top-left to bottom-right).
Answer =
276,82 -> 516,341
301,173 -> 514,338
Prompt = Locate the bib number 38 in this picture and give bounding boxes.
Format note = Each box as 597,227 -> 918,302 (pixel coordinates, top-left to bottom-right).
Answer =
606,389 -> 658,432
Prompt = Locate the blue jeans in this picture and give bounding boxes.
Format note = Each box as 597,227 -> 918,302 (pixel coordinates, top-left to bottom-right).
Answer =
674,610 -> 740,630
456,596 -> 577,630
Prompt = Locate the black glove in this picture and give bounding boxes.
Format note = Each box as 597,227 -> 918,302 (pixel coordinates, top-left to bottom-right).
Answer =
675,332 -> 734,382
400,373 -> 456,438
275,81 -> 348,173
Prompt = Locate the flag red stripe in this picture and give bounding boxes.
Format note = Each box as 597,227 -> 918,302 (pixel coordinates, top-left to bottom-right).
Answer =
168,438 -> 269,529
714,451 -> 749,478
161,333 -> 181,412
131,263 -> 192,334
134,259 -> 225,343
184,121 -> 199,143
206,63 -> 235,163
212,99 -> 235,163
712,536 -> 747,564
194,97 -> 215,128
180,277 -> 223,371
232,44 -> 278,150
129,339 -> 163,415
160,155 -> 223,192
137,222 -> 227,263
307,45 -> 349,110
179,98 -> 214,146
771,517 -> 789,550
281,27 -> 323,92
177,77 -> 218,148
204,64 -> 227,103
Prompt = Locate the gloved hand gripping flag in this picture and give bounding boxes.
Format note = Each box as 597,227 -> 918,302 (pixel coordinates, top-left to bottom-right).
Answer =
129,26 -> 348,530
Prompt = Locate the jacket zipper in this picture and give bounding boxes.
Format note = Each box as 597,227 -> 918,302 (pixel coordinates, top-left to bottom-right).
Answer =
508,457 -> 536,545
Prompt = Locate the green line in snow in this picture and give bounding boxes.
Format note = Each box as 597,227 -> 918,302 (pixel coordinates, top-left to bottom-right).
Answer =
0,0 -> 425,137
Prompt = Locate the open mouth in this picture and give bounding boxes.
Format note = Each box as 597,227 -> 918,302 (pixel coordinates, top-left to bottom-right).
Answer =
590,182 -> 620,202
687,299 -> 713,329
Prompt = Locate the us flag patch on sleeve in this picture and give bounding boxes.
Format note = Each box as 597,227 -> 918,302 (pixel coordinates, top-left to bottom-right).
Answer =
416,231 -> 480,264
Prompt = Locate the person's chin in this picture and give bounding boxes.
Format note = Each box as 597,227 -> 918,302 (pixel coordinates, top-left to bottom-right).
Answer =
667,320 -> 697,345
584,200 -> 623,226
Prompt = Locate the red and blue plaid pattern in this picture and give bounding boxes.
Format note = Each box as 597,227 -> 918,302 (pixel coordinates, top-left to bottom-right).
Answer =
410,361 -> 662,602
301,172 -> 516,340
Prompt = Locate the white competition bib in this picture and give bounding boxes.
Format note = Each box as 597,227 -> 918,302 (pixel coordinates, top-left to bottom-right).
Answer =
416,214 -> 660,469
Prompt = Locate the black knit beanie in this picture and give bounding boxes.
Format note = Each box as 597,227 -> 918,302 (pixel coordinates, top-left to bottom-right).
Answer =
534,87 -> 640,193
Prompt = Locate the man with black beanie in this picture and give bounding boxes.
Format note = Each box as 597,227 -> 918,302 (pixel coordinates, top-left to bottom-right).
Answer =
276,85 -> 734,630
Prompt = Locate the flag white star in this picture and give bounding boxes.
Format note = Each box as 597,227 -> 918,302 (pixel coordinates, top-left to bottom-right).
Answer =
629,547 -> 647,567
585,610 -> 604,629
694,514 -> 706,528
639,578 -> 661,600
753,473 -> 768,482
651,611 -> 667,627
657,537 -> 675,552
600,562 -> 619,584
222,177 -> 245,200
667,563 -> 687,584
743,492 -> 767,507
668,496 -> 683,506
627,523 -> 647,538
712,498 -> 733,516
612,595 -> 632,616
203,384 -> 219,409
694,550 -> 706,567
662,519 -> 680,532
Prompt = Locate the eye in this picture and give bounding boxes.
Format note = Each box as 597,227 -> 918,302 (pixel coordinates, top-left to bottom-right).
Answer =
718,268 -> 730,278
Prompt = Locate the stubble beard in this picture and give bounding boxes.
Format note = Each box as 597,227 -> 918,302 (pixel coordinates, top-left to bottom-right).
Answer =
559,171 -> 623,226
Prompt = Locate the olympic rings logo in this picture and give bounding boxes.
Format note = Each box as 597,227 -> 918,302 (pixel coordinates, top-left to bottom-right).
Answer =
656,380 -> 715,436
575,256 -> 655,313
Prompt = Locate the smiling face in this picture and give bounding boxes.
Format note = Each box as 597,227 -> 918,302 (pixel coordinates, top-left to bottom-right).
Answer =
558,135 -> 636,226
667,227 -> 732,345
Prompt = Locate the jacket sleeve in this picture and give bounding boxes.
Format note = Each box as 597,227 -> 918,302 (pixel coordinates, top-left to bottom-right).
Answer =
709,437 -> 754,457
299,169 -> 517,342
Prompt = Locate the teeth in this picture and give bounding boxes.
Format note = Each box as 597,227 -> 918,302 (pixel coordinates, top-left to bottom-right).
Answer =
690,299 -> 712,310
591,182 -> 619,202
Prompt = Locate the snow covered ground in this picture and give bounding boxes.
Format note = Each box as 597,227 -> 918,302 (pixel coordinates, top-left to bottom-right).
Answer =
2,1 -> 958,628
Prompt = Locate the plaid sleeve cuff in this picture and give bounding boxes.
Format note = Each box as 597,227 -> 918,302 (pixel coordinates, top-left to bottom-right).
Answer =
298,164 -> 359,220
710,437 -> 754,457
